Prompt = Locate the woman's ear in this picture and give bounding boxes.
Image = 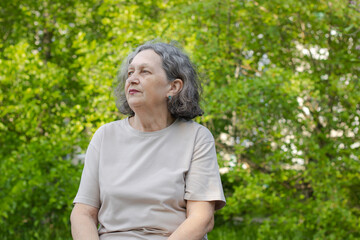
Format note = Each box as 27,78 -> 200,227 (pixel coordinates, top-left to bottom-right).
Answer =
169,79 -> 183,96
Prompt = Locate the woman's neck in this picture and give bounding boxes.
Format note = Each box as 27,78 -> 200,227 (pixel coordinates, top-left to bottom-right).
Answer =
129,111 -> 175,132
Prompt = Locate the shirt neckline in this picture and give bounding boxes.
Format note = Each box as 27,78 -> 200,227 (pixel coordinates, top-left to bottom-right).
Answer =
124,117 -> 179,137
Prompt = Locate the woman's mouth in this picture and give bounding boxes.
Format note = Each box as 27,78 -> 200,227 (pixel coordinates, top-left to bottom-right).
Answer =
129,89 -> 140,95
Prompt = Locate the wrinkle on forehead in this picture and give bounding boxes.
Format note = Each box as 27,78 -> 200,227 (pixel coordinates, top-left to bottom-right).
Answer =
132,50 -> 161,63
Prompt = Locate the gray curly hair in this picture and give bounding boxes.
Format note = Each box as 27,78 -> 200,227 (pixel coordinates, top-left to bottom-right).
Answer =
115,41 -> 203,120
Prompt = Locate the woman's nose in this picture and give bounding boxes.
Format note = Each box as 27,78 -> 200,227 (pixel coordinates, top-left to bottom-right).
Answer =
127,73 -> 139,84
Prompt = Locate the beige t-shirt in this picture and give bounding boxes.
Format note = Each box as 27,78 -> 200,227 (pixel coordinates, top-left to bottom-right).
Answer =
73,118 -> 226,239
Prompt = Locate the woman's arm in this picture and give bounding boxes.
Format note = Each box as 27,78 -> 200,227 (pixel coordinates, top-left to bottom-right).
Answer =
168,200 -> 215,240
70,203 -> 100,240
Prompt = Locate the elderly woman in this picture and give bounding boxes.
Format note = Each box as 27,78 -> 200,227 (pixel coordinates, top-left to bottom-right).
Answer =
70,41 -> 226,240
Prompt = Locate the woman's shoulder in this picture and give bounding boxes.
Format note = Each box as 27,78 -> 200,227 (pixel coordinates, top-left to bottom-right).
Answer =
176,118 -> 215,143
90,119 -> 126,143
93,119 -> 123,132
102,119 -> 125,129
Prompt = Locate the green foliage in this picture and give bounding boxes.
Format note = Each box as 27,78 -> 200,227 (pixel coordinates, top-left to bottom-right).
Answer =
1,0 -> 359,239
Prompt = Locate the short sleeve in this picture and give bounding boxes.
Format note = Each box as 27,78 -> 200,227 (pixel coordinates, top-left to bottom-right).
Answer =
184,127 -> 226,210
73,127 -> 104,208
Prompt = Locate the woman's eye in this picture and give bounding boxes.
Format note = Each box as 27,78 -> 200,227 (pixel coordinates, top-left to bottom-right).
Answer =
142,70 -> 150,74
127,71 -> 134,77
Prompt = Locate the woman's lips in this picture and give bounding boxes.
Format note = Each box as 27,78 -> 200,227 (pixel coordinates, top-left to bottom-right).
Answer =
129,89 -> 140,94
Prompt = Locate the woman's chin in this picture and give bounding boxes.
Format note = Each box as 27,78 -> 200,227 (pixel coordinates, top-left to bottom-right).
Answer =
127,100 -> 144,110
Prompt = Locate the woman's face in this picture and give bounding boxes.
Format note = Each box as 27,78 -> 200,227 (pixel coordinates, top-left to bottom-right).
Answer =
125,49 -> 170,112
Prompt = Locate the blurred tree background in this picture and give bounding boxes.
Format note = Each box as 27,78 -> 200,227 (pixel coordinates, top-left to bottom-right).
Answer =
0,0 -> 359,239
